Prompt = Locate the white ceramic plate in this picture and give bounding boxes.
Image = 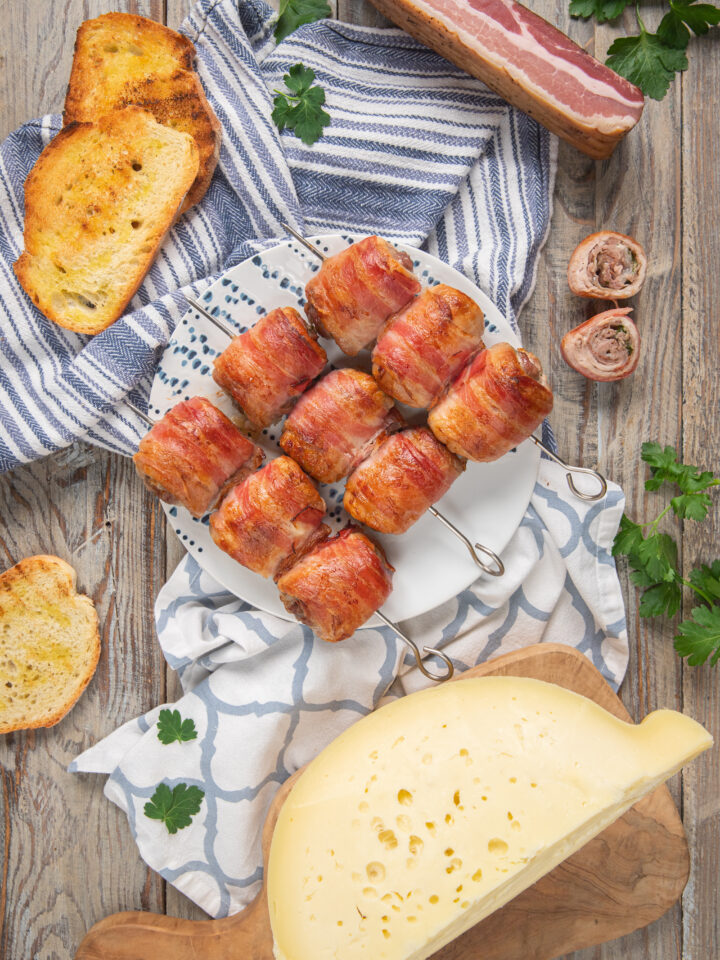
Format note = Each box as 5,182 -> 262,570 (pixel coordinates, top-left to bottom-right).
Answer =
150,234 -> 540,624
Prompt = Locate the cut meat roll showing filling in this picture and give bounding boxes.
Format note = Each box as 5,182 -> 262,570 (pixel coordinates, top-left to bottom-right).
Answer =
304,236 -> 421,356
212,306 -> 327,430
209,456 -> 328,579
561,307 -> 640,381
344,427 -> 465,534
428,342 -> 554,461
279,368 -> 404,485
372,284 -> 485,408
133,396 -> 264,518
567,231 -> 647,299
276,526 -> 394,643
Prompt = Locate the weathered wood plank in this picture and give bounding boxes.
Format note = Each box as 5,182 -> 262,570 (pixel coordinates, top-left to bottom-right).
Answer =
0,446 -> 168,957
680,33 -> 720,960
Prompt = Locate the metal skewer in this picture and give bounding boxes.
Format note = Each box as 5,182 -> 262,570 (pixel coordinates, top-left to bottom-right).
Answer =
184,293 -> 239,339
282,223 -> 608,505
375,611 -> 454,682
280,222 -> 506,575
127,397 -> 455,683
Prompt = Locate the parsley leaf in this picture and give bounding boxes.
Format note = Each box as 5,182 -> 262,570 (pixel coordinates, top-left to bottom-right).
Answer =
688,561 -> 720,602
272,64 -> 330,146
144,783 -> 205,834
674,604 -> 720,665
636,532 -> 678,582
658,0 -> 720,49
606,30 -> 688,100
274,0 -> 330,43
569,0 -> 632,21
612,513 -> 645,557
639,580 -> 683,618
671,492 -> 713,520
641,442 -> 718,494
157,708 -> 198,745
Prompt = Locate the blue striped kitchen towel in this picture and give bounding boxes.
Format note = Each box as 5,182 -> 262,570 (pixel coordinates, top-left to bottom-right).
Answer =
0,0 -> 555,469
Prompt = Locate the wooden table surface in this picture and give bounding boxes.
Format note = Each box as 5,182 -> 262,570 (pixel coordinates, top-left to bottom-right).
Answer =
0,1 -> 717,958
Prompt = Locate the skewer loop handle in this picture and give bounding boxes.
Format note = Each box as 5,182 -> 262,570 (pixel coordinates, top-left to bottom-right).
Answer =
375,611 -> 454,683
530,435 -> 608,502
428,507 -> 504,577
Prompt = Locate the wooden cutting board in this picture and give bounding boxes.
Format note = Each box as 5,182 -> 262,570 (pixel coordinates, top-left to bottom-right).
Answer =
74,643 -> 690,960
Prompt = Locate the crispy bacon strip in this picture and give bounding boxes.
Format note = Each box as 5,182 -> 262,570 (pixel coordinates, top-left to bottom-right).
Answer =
279,368 -> 404,484
133,396 -> 263,518
372,284 -> 485,408
561,307 -> 640,381
428,342 -> 553,461
212,306 -> 327,429
344,427 -> 465,534
276,526 -> 394,643
567,231 -> 647,299
209,456 -> 328,579
304,236 -> 421,356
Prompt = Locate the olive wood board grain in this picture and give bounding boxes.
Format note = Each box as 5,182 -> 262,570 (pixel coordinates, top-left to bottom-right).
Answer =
74,643 -> 690,960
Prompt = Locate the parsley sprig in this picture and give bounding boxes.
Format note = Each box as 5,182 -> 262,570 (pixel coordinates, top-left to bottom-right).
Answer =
272,64 -> 330,146
144,783 -> 205,834
612,443 -> 720,665
156,708 -> 198,745
570,0 -> 720,99
274,0 -> 331,43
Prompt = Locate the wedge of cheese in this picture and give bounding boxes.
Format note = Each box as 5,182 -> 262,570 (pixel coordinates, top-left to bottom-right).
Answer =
268,676 -> 711,960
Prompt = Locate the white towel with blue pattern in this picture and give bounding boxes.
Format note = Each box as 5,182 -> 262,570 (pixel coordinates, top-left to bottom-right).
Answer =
0,0 -> 626,920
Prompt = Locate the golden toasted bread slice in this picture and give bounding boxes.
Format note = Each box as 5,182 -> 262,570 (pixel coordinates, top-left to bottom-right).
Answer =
64,12 -> 220,211
0,556 -> 100,734
14,106 -> 199,334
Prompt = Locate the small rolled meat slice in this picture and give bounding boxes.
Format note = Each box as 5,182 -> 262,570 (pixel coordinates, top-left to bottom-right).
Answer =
209,456 -> 328,579
212,306 -> 327,430
567,231 -> 647,300
276,526 -> 394,643
372,284 -> 485,408
343,427 -> 465,534
279,368 -> 404,484
133,396 -> 264,518
561,307 -> 640,381
428,342 -> 554,461
304,236 -> 421,356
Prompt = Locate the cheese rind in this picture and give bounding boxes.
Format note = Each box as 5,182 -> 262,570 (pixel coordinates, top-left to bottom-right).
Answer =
267,676 -> 711,960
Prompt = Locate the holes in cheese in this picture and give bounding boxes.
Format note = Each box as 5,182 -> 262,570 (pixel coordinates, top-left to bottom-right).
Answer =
268,676 -> 711,960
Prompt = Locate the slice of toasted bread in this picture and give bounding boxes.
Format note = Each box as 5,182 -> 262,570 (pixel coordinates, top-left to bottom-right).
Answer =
64,13 -> 221,211
0,555 -> 100,734
14,106 -> 199,334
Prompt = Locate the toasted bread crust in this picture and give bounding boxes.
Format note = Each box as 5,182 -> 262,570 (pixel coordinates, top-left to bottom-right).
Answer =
14,106 -> 199,334
0,555 -> 100,734
64,13 -> 219,210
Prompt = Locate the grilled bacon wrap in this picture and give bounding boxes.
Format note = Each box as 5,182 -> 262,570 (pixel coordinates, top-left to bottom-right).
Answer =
561,307 -> 640,381
212,306 -> 327,429
209,456 -> 328,579
372,284 -> 485,408
428,342 -> 554,462
133,396 -> 263,517
304,236 -> 420,356
277,526 -> 394,643
567,231 -> 647,300
344,427 -> 465,534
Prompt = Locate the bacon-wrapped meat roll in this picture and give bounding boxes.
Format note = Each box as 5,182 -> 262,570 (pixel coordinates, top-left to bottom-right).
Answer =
567,231 -> 647,300
561,307 -> 640,381
372,284 -> 485,408
276,526 -> 394,642
212,306 -> 327,430
304,236 -> 420,356
343,427 -> 465,534
428,343 -> 554,462
133,396 -> 264,518
279,368 -> 404,484
209,456 -> 328,579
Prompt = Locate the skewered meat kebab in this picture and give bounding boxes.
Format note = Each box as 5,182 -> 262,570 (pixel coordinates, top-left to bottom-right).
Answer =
372,283 -> 485,408
303,235 -> 421,355
132,396 -> 264,518
211,305 -> 327,430
278,367 -> 503,576
282,223 -> 608,502
128,399 -> 453,680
